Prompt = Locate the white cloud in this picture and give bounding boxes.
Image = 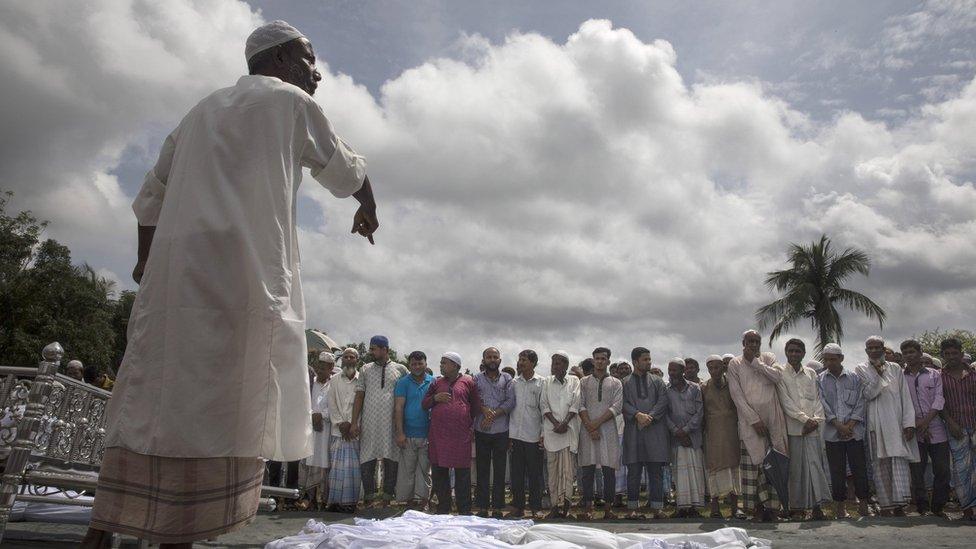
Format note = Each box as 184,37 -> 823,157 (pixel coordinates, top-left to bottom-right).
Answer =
2,4 -> 974,374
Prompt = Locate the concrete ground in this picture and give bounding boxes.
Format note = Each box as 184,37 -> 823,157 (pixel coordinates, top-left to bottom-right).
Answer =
2,509 -> 975,548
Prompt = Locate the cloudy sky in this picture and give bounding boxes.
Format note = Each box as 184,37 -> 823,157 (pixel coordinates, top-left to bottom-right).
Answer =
2,0 -> 974,374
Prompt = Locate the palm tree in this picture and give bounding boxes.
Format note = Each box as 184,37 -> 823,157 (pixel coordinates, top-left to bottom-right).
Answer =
755,234 -> 886,355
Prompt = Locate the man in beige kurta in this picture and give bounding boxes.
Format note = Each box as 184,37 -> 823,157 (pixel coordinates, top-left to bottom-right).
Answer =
578,347 -> 623,519
702,355 -> 744,519
727,330 -> 788,520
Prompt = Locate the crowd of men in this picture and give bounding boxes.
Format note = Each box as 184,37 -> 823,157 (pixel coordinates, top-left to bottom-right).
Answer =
284,332 -> 976,522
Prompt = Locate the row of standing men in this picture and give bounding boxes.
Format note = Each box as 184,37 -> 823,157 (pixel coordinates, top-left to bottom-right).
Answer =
294,332 -> 976,521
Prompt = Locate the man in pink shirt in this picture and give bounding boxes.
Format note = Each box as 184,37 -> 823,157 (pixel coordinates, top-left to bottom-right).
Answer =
423,352 -> 481,515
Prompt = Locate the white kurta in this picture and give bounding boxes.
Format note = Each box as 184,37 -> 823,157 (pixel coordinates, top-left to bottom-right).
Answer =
855,361 -> 920,462
105,75 -> 366,461
540,375 -> 581,453
329,372 -> 360,434
307,379 -> 332,468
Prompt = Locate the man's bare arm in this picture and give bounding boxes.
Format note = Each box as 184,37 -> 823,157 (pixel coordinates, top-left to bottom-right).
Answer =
133,225 -> 156,283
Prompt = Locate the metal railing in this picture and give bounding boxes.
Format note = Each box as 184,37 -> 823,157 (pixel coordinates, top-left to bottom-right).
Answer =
0,342 -> 298,544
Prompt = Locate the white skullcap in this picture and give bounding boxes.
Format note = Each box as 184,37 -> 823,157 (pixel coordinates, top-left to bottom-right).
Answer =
318,351 -> 335,363
722,353 -> 735,360
742,329 -> 761,339
342,347 -> 360,358
931,357 -> 943,368
668,357 -> 685,366
245,20 -> 306,61
442,352 -> 462,367
822,343 -> 843,356
67,359 -> 83,368
552,350 -> 570,362
865,335 -> 885,345
705,354 -> 723,364
806,360 -> 823,371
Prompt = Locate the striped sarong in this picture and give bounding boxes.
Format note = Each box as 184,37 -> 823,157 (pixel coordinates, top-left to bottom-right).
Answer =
706,467 -> 741,498
546,447 -> 576,506
90,447 -> 263,544
739,442 -> 780,511
868,431 -> 911,509
948,427 -> 976,510
672,446 -> 706,508
787,434 -> 831,510
328,437 -> 361,505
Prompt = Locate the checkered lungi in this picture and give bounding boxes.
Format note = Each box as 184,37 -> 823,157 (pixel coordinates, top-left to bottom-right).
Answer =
706,466 -> 741,498
327,437 -> 361,505
868,432 -> 911,509
90,447 -> 264,544
739,442 -> 780,511
949,427 -> 976,510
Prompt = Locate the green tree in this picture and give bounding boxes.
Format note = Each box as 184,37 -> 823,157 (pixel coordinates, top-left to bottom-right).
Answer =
0,192 -> 125,373
912,328 -> 976,357
756,234 -> 886,356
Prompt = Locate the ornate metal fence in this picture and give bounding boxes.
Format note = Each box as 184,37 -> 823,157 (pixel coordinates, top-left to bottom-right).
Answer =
0,342 -> 297,544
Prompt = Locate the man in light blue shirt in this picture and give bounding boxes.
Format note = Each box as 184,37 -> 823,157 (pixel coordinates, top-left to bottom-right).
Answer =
394,351 -> 434,507
817,343 -> 870,518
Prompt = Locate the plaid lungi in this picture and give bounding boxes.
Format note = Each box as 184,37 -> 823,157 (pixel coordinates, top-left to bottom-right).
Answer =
868,431 -> 911,509
90,447 -> 264,544
739,442 -> 780,511
949,427 -> 976,510
672,446 -> 706,509
706,467 -> 741,498
327,437 -> 361,505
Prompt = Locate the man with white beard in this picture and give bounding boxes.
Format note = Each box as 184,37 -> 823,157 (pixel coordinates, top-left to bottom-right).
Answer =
855,336 -> 918,516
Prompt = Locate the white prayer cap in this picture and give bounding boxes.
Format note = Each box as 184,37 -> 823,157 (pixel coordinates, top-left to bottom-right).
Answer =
67,359 -> 83,368
245,20 -> 306,62
822,343 -> 843,356
931,357 -> 943,368
705,354 -> 723,364
721,353 -> 735,360
317,351 -> 335,363
668,357 -> 685,366
865,335 -> 885,345
442,352 -> 462,367
552,350 -> 570,362
806,360 -> 823,371
342,347 -> 360,358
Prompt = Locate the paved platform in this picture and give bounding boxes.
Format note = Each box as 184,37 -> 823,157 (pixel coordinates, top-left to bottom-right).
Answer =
1,510 -> 974,548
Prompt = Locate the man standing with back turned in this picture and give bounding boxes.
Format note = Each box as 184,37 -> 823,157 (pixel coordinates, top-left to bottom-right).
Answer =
82,21 -> 378,548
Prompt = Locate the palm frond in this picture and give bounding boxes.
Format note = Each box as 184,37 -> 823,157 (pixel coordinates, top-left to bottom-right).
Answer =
832,288 -> 886,329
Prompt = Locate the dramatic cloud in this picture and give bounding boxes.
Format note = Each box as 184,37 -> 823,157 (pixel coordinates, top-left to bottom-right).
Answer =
2,2 -> 974,373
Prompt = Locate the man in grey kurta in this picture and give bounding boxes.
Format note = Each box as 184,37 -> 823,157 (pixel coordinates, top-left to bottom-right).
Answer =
667,359 -> 706,517
621,347 -> 670,519
578,347 -> 623,519
351,336 -> 409,505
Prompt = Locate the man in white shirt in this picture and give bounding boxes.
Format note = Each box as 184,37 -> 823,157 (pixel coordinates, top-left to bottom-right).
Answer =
327,348 -> 365,513
775,339 -> 830,520
509,349 -> 545,518
83,21 -> 377,548
304,351 -> 335,510
541,351 -> 580,519
855,336 -> 918,516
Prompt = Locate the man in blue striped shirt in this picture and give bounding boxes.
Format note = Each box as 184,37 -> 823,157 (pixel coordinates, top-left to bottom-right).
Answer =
818,343 -> 870,518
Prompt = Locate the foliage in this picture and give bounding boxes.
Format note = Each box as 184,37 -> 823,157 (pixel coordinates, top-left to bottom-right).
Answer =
0,192 -> 130,374
756,234 -> 886,356
912,328 -> 976,357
